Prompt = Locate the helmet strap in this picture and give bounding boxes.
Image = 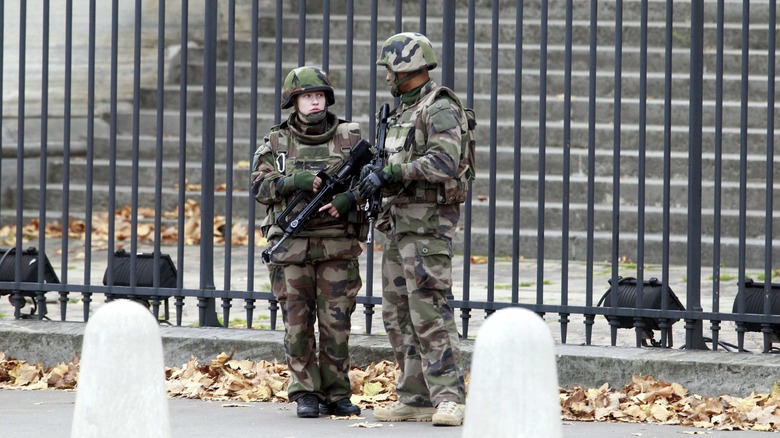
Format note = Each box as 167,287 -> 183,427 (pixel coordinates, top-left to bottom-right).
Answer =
390,70 -> 424,97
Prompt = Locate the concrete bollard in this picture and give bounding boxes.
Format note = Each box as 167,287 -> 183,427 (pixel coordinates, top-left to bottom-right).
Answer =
462,307 -> 562,438
71,299 -> 171,438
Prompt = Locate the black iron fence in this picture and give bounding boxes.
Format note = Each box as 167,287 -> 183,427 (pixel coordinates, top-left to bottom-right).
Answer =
0,0 -> 778,352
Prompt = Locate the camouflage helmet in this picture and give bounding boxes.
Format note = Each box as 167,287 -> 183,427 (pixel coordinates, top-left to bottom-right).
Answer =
376,32 -> 438,73
281,66 -> 335,109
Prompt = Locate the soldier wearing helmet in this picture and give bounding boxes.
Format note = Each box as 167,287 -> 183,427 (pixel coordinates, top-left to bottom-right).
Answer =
361,33 -> 468,426
251,66 -> 366,419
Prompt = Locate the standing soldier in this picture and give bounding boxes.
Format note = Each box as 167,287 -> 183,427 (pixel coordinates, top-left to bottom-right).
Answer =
251,66 -> 365,418
359,32 -> 468,427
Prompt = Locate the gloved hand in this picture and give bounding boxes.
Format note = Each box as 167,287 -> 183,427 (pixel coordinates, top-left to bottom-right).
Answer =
292,171 -> 317,191
359,163 -> 382,181
359,165 -> 395,199
275,171 -> 317,196
330,192 -> 356,216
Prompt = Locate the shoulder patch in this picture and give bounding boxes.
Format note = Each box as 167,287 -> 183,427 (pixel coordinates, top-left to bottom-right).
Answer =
427,98 -> 459,133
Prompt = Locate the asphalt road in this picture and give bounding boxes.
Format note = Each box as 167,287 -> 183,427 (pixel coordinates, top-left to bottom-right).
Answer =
0,388 -> 771,438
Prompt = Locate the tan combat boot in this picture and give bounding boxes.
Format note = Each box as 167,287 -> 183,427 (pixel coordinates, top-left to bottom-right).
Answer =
431,401 -> 465,426
373,401 -> 436,422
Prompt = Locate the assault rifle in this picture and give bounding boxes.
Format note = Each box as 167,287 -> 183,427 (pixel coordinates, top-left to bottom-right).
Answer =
262,139 -> 373,263
364,103 -> 391,244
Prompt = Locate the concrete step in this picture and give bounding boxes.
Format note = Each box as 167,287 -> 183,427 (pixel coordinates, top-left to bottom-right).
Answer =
467,199 -> 779,240
138,84 -> 778,131
207,36 -> 778,74
470,172 -> 780,211
255,13 -> 778,53
65,133 -> 778,186
460,225 -> 779,268
173,59 -> 777,105
105,109 -> 780,156
289,0 -> 776,26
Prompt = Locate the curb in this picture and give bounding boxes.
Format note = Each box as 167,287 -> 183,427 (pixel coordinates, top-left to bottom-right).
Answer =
2,319 -> 779,398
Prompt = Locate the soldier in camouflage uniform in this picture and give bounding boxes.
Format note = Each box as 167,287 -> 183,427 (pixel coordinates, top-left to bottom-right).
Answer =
251,66 -> 365,419
359,33 -> 467,427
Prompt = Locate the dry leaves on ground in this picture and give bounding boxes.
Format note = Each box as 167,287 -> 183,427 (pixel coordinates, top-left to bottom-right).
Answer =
0,201 -> 267,248
2,351 -> 780,431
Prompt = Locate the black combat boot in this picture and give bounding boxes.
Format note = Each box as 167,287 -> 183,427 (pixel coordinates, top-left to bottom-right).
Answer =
296,394 -> 320,418
320,397 -> 361,416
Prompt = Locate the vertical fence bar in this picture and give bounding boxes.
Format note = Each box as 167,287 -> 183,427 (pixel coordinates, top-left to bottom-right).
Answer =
685,0 -> 706,350
200,0 -> 219,327
344,0 -> 354,120
12,0 -> 26,319
584,0 -> 598,345
761,0 -> 776,353
36,0 -> 50,320
364,0 -> 379,333
0,0 -> 4,229
83,0 -> 95,297
152,0 -> 166,321
734,0 -> 750,351
608,0 -> 624,347
710,0 -> 725,350
659,0 -> 674,348
274,0 -> 282,124
460,0 -> 476,338
247,0 -> 261,327
419,0 -> 427,34
559,0 -> 573,343
61,0 -> 73,289
102,0 -> 120,320
441,0 -> 455,88
535,0 -> 548,315
394,0 -> 401,34
298,0 -> 305,65
67,0 -> 81,321
633,0 -> 648,347
322,0 -> 329,71
223,0 -> 236,325
176,0 -> 189,325
486,0 -> 499,314
129,0 -> 143,287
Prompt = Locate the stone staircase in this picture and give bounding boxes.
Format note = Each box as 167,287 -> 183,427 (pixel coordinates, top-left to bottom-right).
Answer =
5,0 -> 779,267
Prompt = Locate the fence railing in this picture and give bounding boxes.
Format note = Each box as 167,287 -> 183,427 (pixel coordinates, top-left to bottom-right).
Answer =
0,0 -> 778,353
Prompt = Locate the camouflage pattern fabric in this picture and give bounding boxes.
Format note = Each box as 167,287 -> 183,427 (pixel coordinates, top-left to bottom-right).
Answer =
377,32 -> 438,73
270,243 -> 362,402
381,233 -> 465,406
252,109 -> 365,403
377,79 -> 467,406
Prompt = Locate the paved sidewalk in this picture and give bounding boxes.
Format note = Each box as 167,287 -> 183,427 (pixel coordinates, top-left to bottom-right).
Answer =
0,388 -> 769,438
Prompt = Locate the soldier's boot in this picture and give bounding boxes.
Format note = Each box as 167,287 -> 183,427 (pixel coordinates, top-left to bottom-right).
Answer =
373,401 -> 435,422
431,401 -> 465,426
296,394 -> 320,418
320,398 -> 361,416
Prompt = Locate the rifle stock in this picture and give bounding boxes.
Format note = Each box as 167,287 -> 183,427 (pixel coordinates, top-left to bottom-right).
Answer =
262,139 -> 373,263
364,103 -> 391,244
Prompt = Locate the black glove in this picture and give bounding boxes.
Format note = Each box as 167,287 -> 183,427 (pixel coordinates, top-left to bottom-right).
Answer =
359,167 -> 393,199
359,163 -> 382,181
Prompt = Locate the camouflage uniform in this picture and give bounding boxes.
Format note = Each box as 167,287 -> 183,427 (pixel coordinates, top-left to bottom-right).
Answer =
251,67 -> 365,406
373,33 -> 467,408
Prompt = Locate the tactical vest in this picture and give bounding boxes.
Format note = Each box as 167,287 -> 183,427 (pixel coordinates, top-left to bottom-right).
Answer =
261,120 -> 368,240
383,86 -> 470,205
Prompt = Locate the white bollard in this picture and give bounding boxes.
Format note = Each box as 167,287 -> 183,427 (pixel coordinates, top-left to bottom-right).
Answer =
462,307 -> 562,438
71,299 -> 171,438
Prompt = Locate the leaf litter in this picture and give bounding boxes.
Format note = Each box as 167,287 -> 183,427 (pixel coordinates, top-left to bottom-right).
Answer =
2,351 -> 780,431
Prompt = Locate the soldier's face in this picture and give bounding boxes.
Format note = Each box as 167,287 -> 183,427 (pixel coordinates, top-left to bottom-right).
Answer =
296,91 -> 326,116
386,67 -> 411,96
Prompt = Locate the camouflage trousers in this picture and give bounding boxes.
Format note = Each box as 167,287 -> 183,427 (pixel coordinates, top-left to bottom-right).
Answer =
381,232 -> 466,407
269,238 -> 362,403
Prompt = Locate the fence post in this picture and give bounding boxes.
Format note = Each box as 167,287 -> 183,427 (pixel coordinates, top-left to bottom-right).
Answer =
686,0 -> 706,349
200,0 -> 221,327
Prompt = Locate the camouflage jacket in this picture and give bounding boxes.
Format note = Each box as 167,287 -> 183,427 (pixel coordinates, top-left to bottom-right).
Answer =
378,80 -> 462,239
251,111 -> 366,240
